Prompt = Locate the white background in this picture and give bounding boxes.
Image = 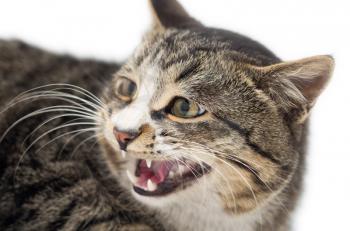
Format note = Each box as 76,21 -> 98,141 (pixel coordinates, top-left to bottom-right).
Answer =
0,0 -> 349,230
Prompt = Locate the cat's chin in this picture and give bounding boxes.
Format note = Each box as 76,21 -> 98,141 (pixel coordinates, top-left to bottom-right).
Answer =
125,157 -> 211,199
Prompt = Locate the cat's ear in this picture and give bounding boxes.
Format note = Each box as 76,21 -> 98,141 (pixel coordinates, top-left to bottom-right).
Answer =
255,55 -> 334,122
148,0 -> 202,30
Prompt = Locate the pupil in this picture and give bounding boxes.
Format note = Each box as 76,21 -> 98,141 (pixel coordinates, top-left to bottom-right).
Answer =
128,83 -> 135,95
180,100 -> 189,113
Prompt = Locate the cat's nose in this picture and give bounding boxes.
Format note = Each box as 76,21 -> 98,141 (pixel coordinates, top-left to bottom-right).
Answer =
113,127 -> 140,151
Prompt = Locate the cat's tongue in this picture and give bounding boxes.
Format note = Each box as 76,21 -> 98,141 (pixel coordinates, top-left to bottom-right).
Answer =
136,160 -> 173,189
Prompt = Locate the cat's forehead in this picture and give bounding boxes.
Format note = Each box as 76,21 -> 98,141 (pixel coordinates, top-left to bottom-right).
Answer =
112,29 -> 271,111
133,28 -> 278,68
127,30 -> 241,81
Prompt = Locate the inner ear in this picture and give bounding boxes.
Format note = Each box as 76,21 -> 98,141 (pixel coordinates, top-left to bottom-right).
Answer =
253,55 -> 334,121
149,0 -> 202,30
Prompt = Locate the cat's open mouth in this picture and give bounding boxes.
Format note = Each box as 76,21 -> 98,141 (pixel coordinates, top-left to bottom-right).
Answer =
127,158 -> 211,196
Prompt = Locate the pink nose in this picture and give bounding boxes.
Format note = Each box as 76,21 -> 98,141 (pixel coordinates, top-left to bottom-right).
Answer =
113,127 -> 139,151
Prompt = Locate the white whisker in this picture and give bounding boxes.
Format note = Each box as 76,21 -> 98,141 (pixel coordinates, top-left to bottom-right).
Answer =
0,105 -> 101,143
21,114 -> 98,148
70,133 -> 102,158
35,127 -> 100,155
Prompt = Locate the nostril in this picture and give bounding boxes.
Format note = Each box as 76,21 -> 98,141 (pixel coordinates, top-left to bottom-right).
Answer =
121,137 -> 132,144
113,127 -> 140,151
118,133 -> 131,143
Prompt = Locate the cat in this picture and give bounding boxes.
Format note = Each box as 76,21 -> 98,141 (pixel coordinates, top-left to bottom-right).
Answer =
0,0 -> 334,230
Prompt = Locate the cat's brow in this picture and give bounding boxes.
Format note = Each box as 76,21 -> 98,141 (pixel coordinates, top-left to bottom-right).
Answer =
174,61 -> 201,83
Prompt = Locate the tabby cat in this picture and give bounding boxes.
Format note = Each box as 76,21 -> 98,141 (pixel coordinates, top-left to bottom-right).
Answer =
0,0 -> 334,230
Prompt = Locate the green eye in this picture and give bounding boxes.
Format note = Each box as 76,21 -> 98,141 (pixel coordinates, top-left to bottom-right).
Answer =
169,97 -> 206,118
115,77 -> 137,101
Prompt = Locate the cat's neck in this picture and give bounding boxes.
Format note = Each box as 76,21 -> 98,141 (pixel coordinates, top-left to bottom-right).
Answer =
156,192 -> 274,231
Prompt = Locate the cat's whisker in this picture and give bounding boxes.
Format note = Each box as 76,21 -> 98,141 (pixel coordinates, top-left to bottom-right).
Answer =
188,154 -> 211,205
46,86 -> 105,107
176,140 -> 265,227
177,158 -> 201,183
215,154 -> 289,203
179,148 -> 237,210
40,90 -> 103,110
158,153 -> 212,209
13,127 -> 100,182
174,138 -> 290,214
18,84 -> 103,109
192,148 -> 263,226
35,127 -> 100,155
57,125 -> 102,158
153,152 -> 206,192
183,157 -> 212,210
180,150 -> 236,212
177,147 -> 238,214
165,137 -> 254,209
70,133 -> 103,159
1,93 -> 90,115
6,83 -> 104,107
168,145 -> 235,208
168,137 -> 289,216
1,88 -> 105,116
170,137 -> 282,170
87,135 -> 103,152
172,138 -> 287,185
204,149 -> 290,217
2,84 -> 107,187
0,105 -> 102,143
22,121 -> 98,155
21,114 -> 98,148
19,90 -> 103,111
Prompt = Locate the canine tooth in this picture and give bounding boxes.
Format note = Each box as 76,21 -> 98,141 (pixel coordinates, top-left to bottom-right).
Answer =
146,159 -> 152,168
121,151 -> 126,158
147,179 -> 157,191
169,171 -> 175,178
126,170 -> 137,184
178,165 -> 186,173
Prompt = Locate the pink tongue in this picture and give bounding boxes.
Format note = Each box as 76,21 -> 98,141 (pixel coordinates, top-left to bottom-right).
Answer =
137,160 -> 172,188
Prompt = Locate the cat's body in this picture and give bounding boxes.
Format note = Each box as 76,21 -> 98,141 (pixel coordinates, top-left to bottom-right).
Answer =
0,1 -> 333,231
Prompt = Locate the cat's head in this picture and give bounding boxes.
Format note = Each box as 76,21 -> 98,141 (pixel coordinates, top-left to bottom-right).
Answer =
98,0 -> 334,213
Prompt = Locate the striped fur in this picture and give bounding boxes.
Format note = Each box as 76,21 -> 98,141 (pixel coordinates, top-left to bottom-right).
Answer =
0,1 -> 333,230
0,40 -> 164,231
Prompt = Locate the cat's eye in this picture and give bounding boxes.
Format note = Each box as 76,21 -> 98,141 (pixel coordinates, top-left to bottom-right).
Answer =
115,77 -> 137,101
167,97 -> 206,119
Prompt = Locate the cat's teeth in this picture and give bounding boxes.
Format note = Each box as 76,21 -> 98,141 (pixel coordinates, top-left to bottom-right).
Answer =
121,151 -> 126,158
147,179 -> 157,191
146,159 -> 152,168
126,170 -> 137,184
178,165 -> 186,174
169,171 -> 175,178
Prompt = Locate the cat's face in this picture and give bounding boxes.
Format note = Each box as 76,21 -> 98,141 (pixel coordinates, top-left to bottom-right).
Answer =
98,0 -> 333,214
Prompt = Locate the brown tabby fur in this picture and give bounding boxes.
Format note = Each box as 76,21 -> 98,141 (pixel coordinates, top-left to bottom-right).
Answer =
0,1 -> 333,230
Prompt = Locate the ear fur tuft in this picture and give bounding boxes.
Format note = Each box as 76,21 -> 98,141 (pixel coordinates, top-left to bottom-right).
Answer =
256,55 -> 334,121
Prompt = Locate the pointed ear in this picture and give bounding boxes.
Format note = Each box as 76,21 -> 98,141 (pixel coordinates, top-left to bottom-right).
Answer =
148,0 -> 202,30
255,55 -> 334,122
